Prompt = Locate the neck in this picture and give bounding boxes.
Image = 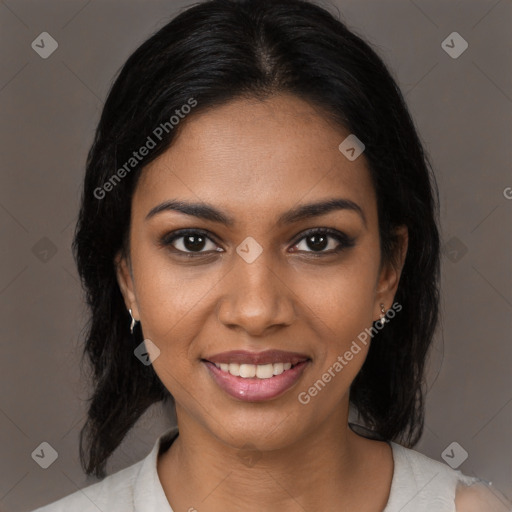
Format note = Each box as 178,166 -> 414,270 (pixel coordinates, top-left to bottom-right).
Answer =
157,402 -> 391,512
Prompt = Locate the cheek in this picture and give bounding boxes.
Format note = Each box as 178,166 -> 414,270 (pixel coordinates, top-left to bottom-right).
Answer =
294,253 -> 380,391
294,269 -> 377,407
302,257 -> 379,334
136,270 -> 211,357
130,247 -> 230,393
133,260 -> 205,396
131,232 -> 212,325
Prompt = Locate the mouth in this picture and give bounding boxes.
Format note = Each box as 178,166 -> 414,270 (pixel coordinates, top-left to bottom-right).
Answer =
208,360 -> 303,378
202,350 -> 311,402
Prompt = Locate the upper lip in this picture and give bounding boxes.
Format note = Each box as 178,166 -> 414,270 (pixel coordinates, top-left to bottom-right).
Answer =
205,350 -> 310,366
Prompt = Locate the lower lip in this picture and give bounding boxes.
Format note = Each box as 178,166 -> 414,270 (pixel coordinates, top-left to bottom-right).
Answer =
204,361 -> 309,402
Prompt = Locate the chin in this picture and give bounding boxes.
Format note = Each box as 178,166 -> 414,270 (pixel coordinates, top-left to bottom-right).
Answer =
205,404 -> 309,451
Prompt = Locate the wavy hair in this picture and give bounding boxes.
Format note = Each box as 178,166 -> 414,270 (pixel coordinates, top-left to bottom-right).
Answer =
73,0 -> 440,478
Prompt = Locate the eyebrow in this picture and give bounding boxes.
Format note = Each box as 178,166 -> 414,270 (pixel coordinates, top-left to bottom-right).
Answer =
145,198 -> 367,228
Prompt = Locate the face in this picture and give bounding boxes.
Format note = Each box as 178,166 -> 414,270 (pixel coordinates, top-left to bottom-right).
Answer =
116,93 -> 407,451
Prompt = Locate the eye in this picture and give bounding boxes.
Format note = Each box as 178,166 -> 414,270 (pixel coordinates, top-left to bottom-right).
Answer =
290,228 -> 355,254
160,229 -> 222,255
160,227 -> 355,257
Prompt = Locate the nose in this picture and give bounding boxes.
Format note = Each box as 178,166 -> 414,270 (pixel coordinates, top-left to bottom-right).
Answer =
216,251 -> 296,337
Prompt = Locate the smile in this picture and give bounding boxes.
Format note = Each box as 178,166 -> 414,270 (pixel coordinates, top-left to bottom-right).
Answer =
212,361 -> 295,379
203,350 -> 311,401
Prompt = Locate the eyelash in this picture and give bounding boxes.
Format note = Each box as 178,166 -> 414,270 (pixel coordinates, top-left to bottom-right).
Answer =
159,228 -> 355,257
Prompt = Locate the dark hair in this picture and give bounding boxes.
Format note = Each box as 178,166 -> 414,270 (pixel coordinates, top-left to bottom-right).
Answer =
73,0 -> 440,478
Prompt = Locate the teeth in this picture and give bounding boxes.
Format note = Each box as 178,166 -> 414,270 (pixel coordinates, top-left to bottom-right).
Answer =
239,364 -> 256,378
256,364 -> 274,379
273,363 -> 284,375
228,363 -> 240,376
213,361 -> 299,379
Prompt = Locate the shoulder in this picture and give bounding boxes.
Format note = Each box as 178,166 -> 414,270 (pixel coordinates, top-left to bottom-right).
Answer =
390,442 -> 478,487
29,426 -> 179,512
30,460 -> 143,512
454,482 -> 512,512
384,443 -> 481,512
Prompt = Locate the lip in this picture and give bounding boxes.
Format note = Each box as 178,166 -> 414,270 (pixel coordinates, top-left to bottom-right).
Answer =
205,349 -> 310,366
203,359 -> 310,402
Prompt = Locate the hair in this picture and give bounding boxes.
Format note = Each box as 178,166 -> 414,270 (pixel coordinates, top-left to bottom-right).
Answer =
73,0 -> 440,478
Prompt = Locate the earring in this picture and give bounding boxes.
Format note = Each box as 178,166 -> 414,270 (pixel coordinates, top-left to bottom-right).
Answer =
129,308 -> 139,334
379,303 -> 387,326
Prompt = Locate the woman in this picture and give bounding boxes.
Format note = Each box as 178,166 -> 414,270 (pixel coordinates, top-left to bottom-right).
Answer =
32,0 -> 510,510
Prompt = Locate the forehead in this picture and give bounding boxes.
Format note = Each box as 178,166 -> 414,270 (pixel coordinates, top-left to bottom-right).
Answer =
135,94 -> 376,225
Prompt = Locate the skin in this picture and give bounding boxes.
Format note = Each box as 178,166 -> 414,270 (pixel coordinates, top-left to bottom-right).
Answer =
455,483 -> 511,511
116,93 -> 409,512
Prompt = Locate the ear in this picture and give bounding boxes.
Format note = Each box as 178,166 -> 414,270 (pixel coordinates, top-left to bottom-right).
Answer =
114,250 -> 140,321
374,225 -> 408,321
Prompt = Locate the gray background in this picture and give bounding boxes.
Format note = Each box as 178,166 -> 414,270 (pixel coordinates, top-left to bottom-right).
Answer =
0,0 -> 511,510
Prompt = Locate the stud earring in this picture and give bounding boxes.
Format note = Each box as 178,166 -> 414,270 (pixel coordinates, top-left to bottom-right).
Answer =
129,308 -> 139,334
379,303 -> 387,326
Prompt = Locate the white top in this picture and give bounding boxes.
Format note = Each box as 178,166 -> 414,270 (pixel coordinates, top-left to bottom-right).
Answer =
31,427 -> 481,512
